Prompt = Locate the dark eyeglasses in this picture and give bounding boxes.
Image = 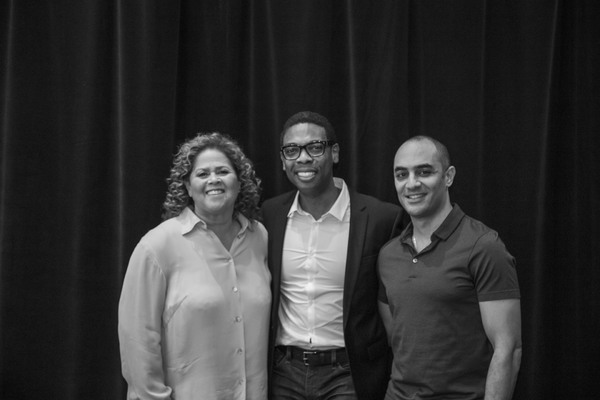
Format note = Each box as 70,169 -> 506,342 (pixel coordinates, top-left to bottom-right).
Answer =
280,140 -> 336,160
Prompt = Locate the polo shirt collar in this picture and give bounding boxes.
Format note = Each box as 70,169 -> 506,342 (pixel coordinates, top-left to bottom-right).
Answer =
399,203 -> 465,242
432,203 -> 465,240
178,206 -> 250,235
287,177 -> 349,221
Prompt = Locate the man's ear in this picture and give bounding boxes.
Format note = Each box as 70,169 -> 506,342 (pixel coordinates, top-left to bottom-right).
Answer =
332,143 -> 340,164
280,154 -> 286,171
445,166 -> 456,187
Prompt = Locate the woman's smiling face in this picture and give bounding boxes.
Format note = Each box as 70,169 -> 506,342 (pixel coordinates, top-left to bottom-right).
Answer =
185,148 -> 240,220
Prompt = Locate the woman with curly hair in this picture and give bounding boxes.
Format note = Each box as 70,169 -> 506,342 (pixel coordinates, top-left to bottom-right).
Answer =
118,132 -> 271,400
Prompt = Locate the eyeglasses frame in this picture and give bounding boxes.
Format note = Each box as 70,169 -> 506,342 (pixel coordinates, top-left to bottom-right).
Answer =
280,140 -> 337,160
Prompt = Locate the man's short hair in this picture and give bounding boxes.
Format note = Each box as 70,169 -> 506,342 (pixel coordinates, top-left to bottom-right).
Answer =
280,111 -> 337,145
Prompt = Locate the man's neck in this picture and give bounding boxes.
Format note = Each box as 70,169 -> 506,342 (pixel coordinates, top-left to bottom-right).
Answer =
411,202 -> 453,240
298,183 -> 341,220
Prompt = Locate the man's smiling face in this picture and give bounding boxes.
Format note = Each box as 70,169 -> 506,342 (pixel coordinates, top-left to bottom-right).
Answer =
393,139 -> 454,220
280,122 -> 339,197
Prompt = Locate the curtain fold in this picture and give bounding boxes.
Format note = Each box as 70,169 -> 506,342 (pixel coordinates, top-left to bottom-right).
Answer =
1,1 -> 599,399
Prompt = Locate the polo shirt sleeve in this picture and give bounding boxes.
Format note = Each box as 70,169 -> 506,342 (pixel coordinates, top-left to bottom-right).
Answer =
468,231 -> 520,302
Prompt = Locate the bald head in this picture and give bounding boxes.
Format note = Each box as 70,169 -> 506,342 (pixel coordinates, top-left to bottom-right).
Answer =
398,136 -> 451,171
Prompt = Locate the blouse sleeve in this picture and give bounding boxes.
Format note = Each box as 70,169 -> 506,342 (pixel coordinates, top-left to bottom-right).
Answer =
118,241 -> 173,400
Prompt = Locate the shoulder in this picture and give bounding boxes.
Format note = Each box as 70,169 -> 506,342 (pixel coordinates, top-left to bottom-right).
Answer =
262,190 -> 296,208
260,190 -> 296,221
249,219 -> 268,239
379,233 -> 405,255
126,218 -> 183,274
145,216 -> 181,237
458,214 -> 514,262
350,191 -> 402,216
460,214 -> 501,245
137,217 -> 183,251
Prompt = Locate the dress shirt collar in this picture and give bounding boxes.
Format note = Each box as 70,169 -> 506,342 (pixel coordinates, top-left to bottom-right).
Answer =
178,206 -> 251,236
287,177 -> 350,221
400,203 -> 466,243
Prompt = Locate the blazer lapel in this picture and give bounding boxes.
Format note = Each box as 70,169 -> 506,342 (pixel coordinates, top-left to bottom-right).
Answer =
269,193 -> 295,309
343,193 -> 368,328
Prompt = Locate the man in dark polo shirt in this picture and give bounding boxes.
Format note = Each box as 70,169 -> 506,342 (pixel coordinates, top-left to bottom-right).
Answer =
377,136 -> 522,400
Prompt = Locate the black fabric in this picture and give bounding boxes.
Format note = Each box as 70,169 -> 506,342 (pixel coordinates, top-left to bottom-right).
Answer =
278,346 -> 349,367
1,1 -> 599,399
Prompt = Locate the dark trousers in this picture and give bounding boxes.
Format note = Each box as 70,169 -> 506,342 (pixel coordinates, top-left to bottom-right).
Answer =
271,346 -> 358,400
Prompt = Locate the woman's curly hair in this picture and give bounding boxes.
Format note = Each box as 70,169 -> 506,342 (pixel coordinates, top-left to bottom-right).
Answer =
162,132 -> 262,221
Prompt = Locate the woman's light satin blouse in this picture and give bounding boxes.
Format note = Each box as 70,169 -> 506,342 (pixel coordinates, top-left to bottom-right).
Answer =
118,207 -> 271,400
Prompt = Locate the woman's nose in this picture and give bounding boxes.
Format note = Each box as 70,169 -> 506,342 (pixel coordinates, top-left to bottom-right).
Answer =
207,172 -> 221,183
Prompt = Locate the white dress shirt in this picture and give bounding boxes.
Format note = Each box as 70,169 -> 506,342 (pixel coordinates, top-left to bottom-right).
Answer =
118,207 -> 271,400
276,178 -> 350,350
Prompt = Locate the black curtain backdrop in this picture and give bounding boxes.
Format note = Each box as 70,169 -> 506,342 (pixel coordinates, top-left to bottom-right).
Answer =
1,1 -> 599,399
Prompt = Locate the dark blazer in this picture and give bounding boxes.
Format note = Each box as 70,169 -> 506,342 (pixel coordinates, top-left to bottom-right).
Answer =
261,189 -> 404,400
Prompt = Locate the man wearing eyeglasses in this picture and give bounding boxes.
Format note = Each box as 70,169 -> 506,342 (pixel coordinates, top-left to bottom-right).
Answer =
261,111 -> 404,400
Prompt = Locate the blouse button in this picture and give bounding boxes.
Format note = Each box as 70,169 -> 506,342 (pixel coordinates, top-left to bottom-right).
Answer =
412,258 -> 418,263
237,348 -> 243,354
235,316 -> 242,322
232,287 -> 239,293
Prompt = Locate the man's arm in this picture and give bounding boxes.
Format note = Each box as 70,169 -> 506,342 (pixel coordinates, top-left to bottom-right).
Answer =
479,298 -> 522,400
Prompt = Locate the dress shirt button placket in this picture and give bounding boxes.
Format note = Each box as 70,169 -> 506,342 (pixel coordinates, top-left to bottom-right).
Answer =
307,223 -> 319,335
228,257 -> 246,385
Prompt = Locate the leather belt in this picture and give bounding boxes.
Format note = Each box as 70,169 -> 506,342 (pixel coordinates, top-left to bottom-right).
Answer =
277,345 -> 348,366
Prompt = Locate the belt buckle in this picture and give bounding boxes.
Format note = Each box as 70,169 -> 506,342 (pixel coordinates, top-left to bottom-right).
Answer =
302,350 -> 318,366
